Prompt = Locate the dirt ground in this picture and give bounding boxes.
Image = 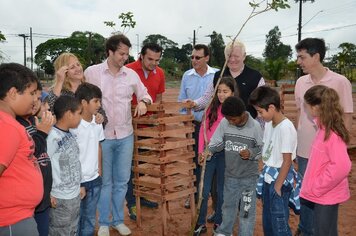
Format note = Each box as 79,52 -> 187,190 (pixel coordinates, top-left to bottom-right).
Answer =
99,88 -> 356,235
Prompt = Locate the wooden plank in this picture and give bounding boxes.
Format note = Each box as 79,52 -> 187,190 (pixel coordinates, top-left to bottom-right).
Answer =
134,124 -> 194,138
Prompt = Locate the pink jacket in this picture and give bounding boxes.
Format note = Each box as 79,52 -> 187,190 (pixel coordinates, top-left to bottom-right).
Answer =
300,127 -> 351,205
198,106 -> 224,154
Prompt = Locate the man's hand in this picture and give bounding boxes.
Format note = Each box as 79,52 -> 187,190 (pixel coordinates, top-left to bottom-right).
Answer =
80,187 -> 86,200
182,99 -> 196,108
134,101 -> 148,117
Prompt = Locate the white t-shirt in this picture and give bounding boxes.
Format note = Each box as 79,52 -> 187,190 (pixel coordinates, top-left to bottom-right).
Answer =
71,116 -> 105,183
262,119 -> 297,183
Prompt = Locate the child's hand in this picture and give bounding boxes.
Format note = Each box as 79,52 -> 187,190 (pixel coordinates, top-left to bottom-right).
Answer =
36,111 -> 55,134
274,184 -> 282,196
239,149 -> 250,160
50,195 -> 57,208
80,187 -> 86,200
95,113 -> 104,124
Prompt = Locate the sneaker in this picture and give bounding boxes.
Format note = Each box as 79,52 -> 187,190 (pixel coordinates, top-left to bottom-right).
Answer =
97,226 -> 110,236
140,197 -> 158,208
193,224 -> 207,236
128,205 -> 137,221
207,211 -> 216,223
184,197 -> 190,209
112,223 -> 131,236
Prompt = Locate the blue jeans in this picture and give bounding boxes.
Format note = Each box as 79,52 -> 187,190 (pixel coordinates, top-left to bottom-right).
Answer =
78,176 -> 102,236
262,181 -> 292,236
297,156 -> 314,236
216,176 -> 257,236
97,135 -> 134,226
197,151 -> 225,225
34,207 -> 50,236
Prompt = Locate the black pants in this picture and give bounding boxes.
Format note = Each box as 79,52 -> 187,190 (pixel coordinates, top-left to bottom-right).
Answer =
314,202 -> 339,236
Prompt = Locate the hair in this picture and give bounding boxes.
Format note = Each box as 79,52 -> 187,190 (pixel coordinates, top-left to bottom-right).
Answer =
295,38 -> 326,62
304,85 -> 349,143
249,86 -> 281,111
54,52 -> 84,92
193,44 -> 210,56
105,34 -> 132,56
141,43 -> 163,56
53,95 -> 81,121
0,63 -> 38,99
224,40 -> 246,59
75,82 -> 102,102
207,77 -> 238,129
221,96 -> 246,117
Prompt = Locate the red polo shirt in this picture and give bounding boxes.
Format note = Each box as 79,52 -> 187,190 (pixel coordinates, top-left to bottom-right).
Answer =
126,60 -> 165,104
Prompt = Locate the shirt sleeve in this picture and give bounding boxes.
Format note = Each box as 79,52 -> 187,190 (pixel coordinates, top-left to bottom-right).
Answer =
194,82 -> 214,111
339,79 -> 353,113
134,73 -> 152,103
178,75 -> 187,102
257,77 -> 266,87
208,119 -> 226,154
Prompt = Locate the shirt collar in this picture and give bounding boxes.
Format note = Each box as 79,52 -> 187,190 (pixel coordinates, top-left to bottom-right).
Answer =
103,59 -> 127,76
305,67 -> 332,84
188,65 -> 216,76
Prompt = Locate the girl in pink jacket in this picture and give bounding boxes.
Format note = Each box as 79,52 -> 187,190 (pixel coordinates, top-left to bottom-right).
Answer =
301,85 -> 351,236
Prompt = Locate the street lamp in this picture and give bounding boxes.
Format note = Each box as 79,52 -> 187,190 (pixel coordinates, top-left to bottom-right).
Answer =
193,26 -> 202,46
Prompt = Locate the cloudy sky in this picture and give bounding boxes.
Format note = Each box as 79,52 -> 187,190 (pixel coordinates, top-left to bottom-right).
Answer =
1,0 -> 355,66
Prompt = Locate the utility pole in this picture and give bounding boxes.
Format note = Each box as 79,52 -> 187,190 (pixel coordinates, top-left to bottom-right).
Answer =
30,27 -> 33,70
193,30 -> 196,47
18,34 -> 29,67
296,0 -> 315,42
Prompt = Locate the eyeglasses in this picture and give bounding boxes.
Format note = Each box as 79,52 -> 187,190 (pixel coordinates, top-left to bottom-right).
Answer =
190,55 -> 204,60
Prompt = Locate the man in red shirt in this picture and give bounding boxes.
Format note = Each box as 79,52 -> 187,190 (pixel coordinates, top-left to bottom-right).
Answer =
125,43 -> 166,221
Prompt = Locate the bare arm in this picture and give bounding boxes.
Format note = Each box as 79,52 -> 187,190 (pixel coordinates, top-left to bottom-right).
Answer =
156,93 -> 163,103
0,164 -> 6,177
343,113 -> 352,132
274,153 -> 292,196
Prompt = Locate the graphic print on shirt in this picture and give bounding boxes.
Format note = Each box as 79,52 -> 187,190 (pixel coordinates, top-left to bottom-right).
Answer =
56,134 -> 81,191
262,140 -> 273,162
225,140 -> 248,153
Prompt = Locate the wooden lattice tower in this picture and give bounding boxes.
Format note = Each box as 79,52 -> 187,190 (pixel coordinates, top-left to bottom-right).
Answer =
132,102 -> 196,235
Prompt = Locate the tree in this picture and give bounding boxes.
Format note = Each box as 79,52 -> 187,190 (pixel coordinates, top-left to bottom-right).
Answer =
34,31 -> 106,74
208,31 -> 225,68
142,34 -> 178,50
104,11 -> 136,35
0,31 -> 5,42
263,26 -> 292,61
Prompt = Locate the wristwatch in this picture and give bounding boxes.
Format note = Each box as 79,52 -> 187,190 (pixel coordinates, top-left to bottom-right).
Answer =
140,99 -> 151,105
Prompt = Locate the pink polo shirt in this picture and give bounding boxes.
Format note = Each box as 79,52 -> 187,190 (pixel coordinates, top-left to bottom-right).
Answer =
295,68 -> 353,158
84,60 -> 152,139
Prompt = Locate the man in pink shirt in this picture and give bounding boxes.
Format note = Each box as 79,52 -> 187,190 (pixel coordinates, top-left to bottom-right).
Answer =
294,38 -> 353,236
84,34 -> 152,236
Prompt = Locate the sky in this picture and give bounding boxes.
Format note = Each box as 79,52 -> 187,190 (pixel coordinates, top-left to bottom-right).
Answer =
0,0 -> 355,67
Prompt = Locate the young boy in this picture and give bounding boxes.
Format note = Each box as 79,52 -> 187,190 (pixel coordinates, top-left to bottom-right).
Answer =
0,63 -> 43,235
204,96 -> 263,236
72,82 -> 105,236
249,86 -> 299,236
47,95 -> 84,236
16,81 -> 55,236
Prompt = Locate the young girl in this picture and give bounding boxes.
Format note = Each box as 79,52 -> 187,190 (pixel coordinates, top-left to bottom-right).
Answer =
301,85 -> 351,236
193,77 -> 238,235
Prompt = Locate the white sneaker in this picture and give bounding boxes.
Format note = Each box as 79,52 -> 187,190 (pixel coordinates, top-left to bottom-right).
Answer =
97,226 -> 110,236
112,223 -> 131,235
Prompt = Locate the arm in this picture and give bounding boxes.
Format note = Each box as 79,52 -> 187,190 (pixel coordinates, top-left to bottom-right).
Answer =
98,142 -> 102,176
193,82 -> 214,111
274,153 -> 292,196
208,120 -> 226,154
134,76 -> 152,117
343,113 -> 352,132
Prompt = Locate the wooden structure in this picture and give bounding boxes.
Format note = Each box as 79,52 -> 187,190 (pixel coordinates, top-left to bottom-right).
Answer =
132,102 -> 196,235
280,83 -> 298,126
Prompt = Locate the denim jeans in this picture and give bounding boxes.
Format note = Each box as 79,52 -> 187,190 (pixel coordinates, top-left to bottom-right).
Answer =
34,207 -> 50,236
49,195 -> 81,236
216,176 -> 257,236
197,151 -> 225,225
0,217 -> 38,236
97,135 -> 134,226
314,202 -> 338,236
262,181 -> 292,236
297,155 -> 314,236
78,176 -> 102,236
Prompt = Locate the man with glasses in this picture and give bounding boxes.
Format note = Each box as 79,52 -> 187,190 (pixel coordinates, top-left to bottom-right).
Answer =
124,43 -> 165,221
178,44 -> 218,210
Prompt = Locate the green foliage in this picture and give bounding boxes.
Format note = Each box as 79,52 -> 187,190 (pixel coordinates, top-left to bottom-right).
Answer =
263,26 -> 292,61
34,31 -> 106,74
142,34 -> 178,50
208,31 -> 225,68
104,11 -> 136,34
264,58 -> 285,81
0,32 -> 5,42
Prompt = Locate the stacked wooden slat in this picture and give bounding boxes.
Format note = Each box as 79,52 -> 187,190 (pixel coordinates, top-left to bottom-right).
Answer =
132,102 -> 196,235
